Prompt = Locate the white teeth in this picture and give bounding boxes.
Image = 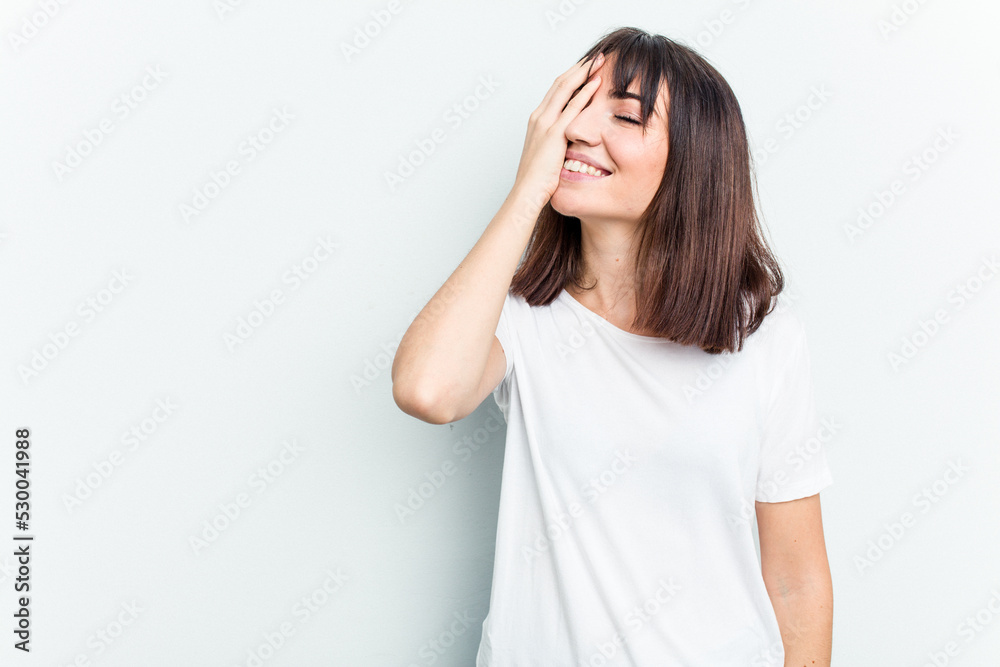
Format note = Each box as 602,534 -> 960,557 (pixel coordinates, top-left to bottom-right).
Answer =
563,159 -> 608,176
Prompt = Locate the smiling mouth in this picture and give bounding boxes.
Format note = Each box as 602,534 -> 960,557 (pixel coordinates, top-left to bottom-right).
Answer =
561,159 -> 611,177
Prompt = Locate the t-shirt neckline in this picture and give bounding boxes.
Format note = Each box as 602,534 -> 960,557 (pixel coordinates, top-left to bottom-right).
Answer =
558,287 -> 668,343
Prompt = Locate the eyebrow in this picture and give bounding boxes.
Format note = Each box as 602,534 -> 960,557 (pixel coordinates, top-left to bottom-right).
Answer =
609,89 -> 663,120
609,91 -> 642,102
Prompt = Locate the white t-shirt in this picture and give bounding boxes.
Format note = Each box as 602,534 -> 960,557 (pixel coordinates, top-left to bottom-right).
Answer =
476,287 -> 833,667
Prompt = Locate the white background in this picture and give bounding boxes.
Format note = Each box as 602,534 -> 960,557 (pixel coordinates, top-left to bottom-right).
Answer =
1,0 -> 998,665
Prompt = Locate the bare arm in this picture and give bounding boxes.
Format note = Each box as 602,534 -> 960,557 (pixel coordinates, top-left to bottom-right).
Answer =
391,188 -> 544,424
391,52 -> 607,424
756,493 -> 833,667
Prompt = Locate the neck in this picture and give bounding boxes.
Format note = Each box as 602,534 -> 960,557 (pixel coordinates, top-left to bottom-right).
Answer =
572,218 -> 640,307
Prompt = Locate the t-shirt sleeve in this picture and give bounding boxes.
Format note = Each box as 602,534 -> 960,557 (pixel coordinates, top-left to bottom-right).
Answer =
492,290 -> 516,417
755,318 -> 834,503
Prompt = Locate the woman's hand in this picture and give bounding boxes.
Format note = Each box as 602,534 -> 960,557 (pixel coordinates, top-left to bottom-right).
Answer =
511,52 -> 605,204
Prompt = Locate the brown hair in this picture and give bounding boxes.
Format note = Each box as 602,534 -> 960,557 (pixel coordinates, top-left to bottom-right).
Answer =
509,26 -> 784,354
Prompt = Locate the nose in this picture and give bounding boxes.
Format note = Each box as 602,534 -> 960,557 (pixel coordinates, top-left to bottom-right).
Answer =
564,80 -> 604,147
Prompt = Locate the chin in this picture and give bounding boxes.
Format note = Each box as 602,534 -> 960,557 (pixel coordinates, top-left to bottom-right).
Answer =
549,190 -> 589,219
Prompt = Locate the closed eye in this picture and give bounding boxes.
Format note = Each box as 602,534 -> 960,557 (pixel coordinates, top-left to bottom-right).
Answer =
615,115 -> 641,125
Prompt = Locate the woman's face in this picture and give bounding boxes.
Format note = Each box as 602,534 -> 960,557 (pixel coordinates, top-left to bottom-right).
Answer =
550,54 -> 670,225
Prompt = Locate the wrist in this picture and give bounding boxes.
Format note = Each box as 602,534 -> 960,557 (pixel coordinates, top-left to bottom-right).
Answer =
504,184 -> 548,232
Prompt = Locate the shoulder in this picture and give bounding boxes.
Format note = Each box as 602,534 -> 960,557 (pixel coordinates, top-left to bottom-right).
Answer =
501,289 -> 528,319
498,290 -> 534,338
744,296 -> 809,361
744,300 -> 815,413
506,289 -> 529,307
502,289 -> 553,318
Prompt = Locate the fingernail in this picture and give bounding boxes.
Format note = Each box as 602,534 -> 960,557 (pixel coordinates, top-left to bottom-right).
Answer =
596,52 -> 604,62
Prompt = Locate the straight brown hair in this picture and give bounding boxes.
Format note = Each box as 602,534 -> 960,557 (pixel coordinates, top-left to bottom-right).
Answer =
509,27 -> 784,355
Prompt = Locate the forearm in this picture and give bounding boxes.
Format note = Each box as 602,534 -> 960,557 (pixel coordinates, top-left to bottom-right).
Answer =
768,580 -> 833,667
391,185 -> 544,421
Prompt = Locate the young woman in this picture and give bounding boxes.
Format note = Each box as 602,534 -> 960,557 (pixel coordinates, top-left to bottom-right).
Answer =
392,26 -> 834,667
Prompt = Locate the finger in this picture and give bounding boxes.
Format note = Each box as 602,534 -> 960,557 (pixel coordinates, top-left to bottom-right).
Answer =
556,74 -> 601,121
536,55 -> 604,121
534,56 -> 598,114
553,55 -> 603,104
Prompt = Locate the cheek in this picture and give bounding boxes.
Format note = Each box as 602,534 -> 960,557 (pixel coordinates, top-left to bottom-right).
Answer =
611,149 -> 664,194
634,144 -> 667,191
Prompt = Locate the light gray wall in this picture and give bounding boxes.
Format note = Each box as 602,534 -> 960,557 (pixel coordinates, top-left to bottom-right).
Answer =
1,0 -> 997,665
